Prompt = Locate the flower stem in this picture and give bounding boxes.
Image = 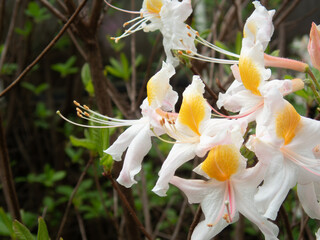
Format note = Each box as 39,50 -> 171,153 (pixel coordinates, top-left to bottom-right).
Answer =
307,68 -> 320,90
306,78 -> 320,106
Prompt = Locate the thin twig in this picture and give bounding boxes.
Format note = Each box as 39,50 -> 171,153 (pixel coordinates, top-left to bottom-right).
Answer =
298,215 -> 309,240
0,0 -> 21,74
187,205 -> 202,240
75,207 -> 88,240
280,205 -> 294,240
104,171 -> 153,240
0,0 -> 88,98
139,167 -> 152,234
170,198 -> 188,240
274,0 -> 301,28
56,155 -> 93,240
152,196 -> 176,239
130,0 -> 137,112
0,114 -> 21,221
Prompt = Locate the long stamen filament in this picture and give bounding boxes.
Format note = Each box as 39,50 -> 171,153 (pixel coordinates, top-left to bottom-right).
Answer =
178,50 -> 239,64
104,0 -> 140,14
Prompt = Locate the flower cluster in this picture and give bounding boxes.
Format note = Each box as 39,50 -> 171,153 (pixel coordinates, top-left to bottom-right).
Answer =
60,1 -> 320,239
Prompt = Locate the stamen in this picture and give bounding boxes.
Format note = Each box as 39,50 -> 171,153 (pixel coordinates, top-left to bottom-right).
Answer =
104,0 -> 140,14
207,101 -> 264,119
73,100 -> 80,107
179,50 -> 239,65
313,144 -> 320,159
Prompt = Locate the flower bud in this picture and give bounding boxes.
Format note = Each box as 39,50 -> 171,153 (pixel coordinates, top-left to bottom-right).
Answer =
308,22 -> 320,71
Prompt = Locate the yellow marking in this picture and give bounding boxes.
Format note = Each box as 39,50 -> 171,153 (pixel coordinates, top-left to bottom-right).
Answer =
275,103 -> 301,145
178,91 -> 206,136
145,0 -> 163,14
201,145 -> 240,181
239,57 -> 261,96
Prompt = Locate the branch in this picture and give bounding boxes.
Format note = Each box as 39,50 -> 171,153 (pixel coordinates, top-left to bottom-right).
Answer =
0,114 -> 21,221
0,0 -> 88,98
0,0 -> 21,73
104,171 -> 153,240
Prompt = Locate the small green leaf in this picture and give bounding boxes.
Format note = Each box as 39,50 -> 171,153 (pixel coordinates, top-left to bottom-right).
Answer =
0,207 -> 14,237
81,63 -> 94,96
69,135 -> 96,151
37,217 -> 50,240
13,220 -> 34,240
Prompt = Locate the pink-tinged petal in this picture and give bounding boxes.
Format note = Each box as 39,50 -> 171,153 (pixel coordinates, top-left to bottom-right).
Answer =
152,143 -> 196,196
298,182 -> 320,219
170,176 -> 213,203
254,160 -> 297,220
191,217 -> 231,240
237,191 -> 279,240
104,121 -> 146,161
308,22 -> 320,71
116,125 -> 152,188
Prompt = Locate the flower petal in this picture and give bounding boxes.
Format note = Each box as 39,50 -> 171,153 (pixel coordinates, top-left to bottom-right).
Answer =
116,125 -> 152,187
104,121 -> 146,161
297,182 -> 320,219
152,143 -> 196,196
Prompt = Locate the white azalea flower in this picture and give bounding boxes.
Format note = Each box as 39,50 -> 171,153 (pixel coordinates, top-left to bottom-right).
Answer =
247,88 -> 320,220
152,76 -> 247,196
59,62 -> 178,188
170,132 -> 279,240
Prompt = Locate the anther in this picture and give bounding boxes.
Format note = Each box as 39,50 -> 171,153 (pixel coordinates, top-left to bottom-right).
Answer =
84,112 -> 90,117
178,50 -> 183,55
83,105 -> 90,110
313,144 -> 320,159
73,100 -> 80,106
207,224 -> 213,227
77,112 -> 82,118
186,25 -> 191,29
223,214 -> 231,223
76,107 -> 83,114
186,50 -> 192,54
196,31 -> 199,37
187,32 -> 192,37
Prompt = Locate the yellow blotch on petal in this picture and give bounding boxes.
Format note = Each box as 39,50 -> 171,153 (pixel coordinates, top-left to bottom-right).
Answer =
201,145 -> 240,181
178,92 -> 206,136
147,77 -> 157,106
243,21 -> 257,39
239,57 -> 261,96
275,103 -> 301,145
145,0 -> 163,14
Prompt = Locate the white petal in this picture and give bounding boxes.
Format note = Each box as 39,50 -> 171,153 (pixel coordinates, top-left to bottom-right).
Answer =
297,182 -> 320,219
116,125 -> 152,188
191,217 -> 230,240
152,143 -> 196,196
170,176 -> 213,203
237,191 -> 279,240
104,122 -> 145,161
254,160 -> 297,220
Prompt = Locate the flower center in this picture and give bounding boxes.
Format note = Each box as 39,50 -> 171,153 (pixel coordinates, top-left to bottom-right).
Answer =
201,145 -> 240,181
239,57 -> 261,96
145,0 -> 163,14
275,103 -> 301,145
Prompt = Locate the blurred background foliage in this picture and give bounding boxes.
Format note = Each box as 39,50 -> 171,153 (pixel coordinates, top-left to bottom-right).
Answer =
0,0 -> 320,239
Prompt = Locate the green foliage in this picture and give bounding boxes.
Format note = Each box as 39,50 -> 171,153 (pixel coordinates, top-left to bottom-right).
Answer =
37,217 -> 50,240
0,208 -> 14,237
51,56 -> 79,78
15,21 -> 33,37
27,164 -> 66,187
25,1 -> 51,23
13,220 -> 34,240
81,63 -> 95,97
34,102 -> 53,129
21,82 -> 49,96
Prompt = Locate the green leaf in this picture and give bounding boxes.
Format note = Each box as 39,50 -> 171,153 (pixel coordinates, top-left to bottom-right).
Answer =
15,21 -> 33,37
25,2 -> 51,23
37,217 -> 50,240
81,63 -> 94,96
69,135 -> 96,151
51,56 -> 79,78
13,220 -> 34,240
51,171 -> 66,182
0,207 -> 14,237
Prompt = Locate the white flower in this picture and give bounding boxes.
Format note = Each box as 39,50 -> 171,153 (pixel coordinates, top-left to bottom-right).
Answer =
152,76 -> 247,196
247,89 -> 320,220
170,132 -> 279,240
